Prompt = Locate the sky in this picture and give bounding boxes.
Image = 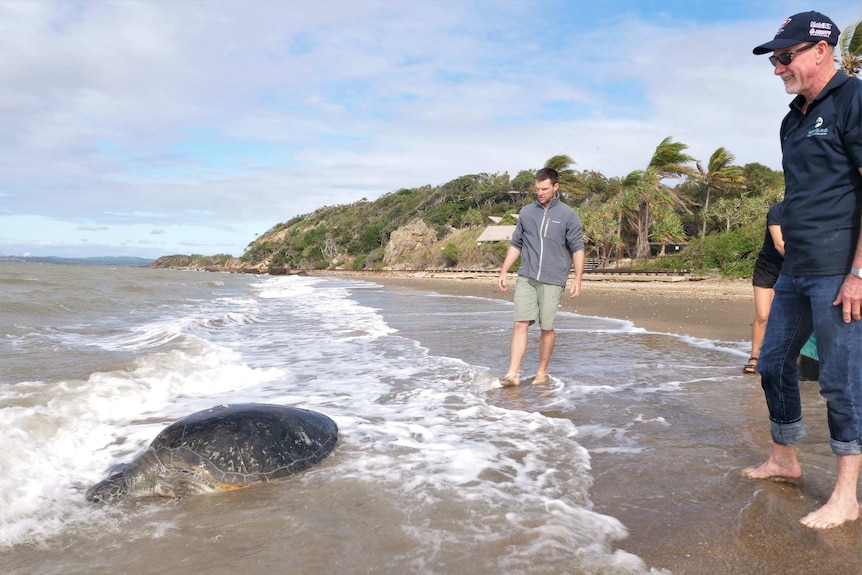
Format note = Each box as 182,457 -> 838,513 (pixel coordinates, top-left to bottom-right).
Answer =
1,0 -> 861,259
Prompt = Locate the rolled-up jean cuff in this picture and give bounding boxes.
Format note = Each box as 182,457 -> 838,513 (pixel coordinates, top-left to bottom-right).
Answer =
830,438 -> 862,456
770,419 -> 805,446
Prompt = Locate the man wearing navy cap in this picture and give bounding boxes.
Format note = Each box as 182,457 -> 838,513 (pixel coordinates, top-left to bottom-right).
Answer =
744,11 -> 862,530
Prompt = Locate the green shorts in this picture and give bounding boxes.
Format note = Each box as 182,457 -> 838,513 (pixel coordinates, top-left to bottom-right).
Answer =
512,276 -> 565,330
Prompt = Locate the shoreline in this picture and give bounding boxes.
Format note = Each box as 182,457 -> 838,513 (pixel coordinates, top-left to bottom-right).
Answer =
312,270 -> 756,344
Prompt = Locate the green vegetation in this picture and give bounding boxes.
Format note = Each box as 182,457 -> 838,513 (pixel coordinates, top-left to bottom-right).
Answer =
234,137 -> 785,278
148,253 -> 236,269
242,174 -> 531,271
838,19 -> 862,77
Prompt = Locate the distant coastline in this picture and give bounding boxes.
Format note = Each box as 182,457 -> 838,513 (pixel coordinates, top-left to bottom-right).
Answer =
0,255 -> 155,267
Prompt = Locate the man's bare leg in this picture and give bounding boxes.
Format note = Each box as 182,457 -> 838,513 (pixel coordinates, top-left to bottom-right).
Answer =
800,454 -> 862,530
502,321 -> 530,386
742,442 -> 803,481
533,329 -> 555,384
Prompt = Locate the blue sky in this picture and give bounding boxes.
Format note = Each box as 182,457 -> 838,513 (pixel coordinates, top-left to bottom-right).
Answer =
1,0 -> 860,259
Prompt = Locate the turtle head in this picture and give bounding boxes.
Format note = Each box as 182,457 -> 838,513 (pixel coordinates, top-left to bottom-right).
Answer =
86,453 -> 208,501
86,471 -> 130,503
86,452 -> 163,503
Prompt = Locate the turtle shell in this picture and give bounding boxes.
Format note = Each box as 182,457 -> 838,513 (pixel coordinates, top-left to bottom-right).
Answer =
149,403 -> 338,488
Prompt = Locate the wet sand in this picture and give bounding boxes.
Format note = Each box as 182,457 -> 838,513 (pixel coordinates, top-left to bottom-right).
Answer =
314,271 -> 862,575
330,271 -> 756,342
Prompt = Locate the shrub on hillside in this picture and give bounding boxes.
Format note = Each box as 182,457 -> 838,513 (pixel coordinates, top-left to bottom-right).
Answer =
441,244 -> 459,267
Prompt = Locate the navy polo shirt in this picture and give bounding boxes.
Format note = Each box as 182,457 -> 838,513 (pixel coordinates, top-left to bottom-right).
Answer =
780,71 -> 862,276
758,201 -> 784,265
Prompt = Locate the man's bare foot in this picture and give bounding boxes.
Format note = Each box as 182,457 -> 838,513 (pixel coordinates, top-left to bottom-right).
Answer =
500,374 -> 520,387
531,374 -> 549,384
800,500 -> 860,530
741,458 -> 803,483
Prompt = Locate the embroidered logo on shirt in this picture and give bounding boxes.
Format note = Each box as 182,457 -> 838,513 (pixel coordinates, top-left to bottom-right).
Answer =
807,116 -> 828,137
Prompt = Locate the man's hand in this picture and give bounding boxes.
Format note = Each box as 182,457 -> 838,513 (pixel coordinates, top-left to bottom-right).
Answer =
569,277 -> 582,298
498,273 -> 509,292
833,275 -> 862,322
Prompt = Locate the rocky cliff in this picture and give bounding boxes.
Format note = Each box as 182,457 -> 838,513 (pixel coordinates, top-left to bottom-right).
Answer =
383,218 -> 438,264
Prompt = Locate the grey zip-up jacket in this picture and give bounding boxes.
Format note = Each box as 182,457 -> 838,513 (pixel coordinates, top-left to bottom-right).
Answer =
510,197 -> 584,287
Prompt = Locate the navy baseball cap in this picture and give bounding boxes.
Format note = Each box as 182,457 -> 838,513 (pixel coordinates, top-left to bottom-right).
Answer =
753,11 -> 840,55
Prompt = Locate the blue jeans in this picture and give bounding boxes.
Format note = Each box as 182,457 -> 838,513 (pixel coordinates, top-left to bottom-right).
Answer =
759,274 -> 862,455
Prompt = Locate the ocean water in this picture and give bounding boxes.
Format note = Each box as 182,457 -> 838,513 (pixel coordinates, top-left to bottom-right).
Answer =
0,263 -> 755,575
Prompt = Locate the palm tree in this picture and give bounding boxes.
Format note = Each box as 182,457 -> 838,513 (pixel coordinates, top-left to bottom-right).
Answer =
696,147 -> 746,238
623,137 -> 696,258
837,20 -> 862,77
543,154 -> 583,201
651,205 -> 687,255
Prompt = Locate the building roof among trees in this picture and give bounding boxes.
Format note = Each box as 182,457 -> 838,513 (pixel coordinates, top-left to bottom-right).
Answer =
476,225 -> 516,244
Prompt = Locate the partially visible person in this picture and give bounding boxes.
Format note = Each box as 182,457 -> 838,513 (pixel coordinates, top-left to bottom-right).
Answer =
498,168 -> 584,386
744,201 -> 785,374
744,11 -> 862,530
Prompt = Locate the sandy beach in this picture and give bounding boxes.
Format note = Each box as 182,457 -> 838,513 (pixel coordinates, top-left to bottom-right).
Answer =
313,270 -> 862,575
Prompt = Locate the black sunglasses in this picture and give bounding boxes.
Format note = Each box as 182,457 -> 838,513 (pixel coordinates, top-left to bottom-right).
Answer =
769,42 -> 818,67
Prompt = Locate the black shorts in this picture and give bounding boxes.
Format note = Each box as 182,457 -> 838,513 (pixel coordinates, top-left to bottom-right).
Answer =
752,256 -> 781,288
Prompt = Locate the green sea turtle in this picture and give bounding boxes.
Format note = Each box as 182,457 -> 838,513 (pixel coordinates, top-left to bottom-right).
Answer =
86,403 -> 338,502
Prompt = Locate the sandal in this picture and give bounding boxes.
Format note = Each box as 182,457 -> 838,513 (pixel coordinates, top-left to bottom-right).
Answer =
743,357 -> 758,374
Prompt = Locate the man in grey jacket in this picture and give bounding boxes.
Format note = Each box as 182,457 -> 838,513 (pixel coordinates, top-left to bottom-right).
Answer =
498,167 -> 585,386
